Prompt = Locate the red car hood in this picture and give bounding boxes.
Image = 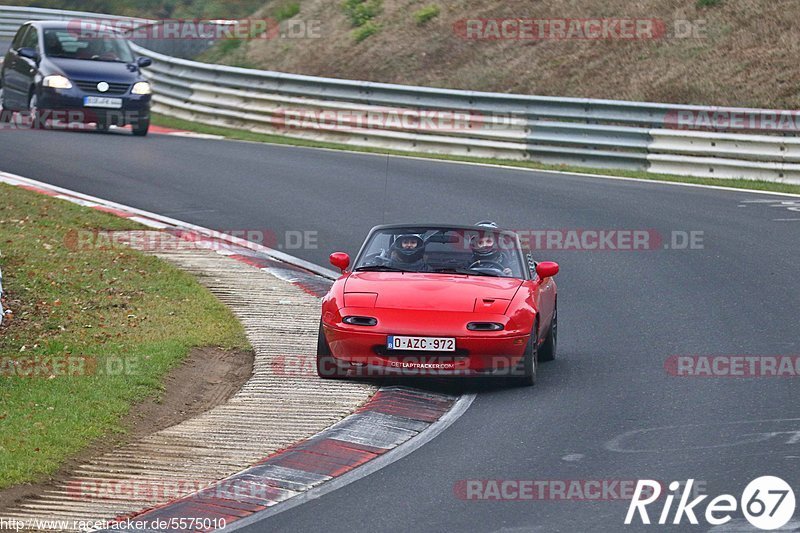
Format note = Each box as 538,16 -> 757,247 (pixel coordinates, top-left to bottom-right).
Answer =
344,272 -> 522,313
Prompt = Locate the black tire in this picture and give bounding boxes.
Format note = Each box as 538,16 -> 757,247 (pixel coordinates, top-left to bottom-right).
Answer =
316,322 -> 347,379
131,117 -> 149,136
27,92 -> 45,129
539,303 -> 557,362
0,86 -> 10,123
512,323 -> 538,387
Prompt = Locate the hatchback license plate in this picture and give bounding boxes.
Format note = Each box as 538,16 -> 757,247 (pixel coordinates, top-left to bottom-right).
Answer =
84,96 -> 123,109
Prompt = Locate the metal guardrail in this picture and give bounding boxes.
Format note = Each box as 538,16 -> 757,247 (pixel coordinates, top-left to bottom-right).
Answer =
2,5 -> 799,184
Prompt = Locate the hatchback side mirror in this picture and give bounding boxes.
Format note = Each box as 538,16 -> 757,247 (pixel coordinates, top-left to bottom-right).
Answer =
18,47 -> 39,62
136,56 -> 152,68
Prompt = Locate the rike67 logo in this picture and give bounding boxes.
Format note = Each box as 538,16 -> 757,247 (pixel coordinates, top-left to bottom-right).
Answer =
626,477 -> 796,530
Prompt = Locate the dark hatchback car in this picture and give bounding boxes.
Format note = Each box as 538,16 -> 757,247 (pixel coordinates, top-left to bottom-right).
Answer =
0,21 -> 152,135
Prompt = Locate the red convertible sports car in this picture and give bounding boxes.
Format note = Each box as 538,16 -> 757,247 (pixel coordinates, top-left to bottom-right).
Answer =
317,222 -> 559,386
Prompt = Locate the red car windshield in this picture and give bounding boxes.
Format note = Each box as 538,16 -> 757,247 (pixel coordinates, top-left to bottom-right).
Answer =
354,227 -> 526,278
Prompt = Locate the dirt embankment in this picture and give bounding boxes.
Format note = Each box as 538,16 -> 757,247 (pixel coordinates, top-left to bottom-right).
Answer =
208,0 -> 799,109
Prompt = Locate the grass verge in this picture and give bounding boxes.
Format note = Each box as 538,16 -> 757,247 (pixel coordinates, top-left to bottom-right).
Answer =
0,184 -> 249,488
152,113 -> 800,196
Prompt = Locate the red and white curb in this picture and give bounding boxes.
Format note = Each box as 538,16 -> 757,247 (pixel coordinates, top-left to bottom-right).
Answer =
132,125 -> 224,140
108,387 -> 463,531
0,170 -> 475,531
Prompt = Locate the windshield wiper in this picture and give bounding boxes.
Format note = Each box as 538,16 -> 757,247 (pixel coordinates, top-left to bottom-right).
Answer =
430,267 -> 501,277
354,265 -> 414,273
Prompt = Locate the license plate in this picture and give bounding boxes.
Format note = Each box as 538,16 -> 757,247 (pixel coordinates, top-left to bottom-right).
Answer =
387,336 -> 455,352
84,96 -> 123,109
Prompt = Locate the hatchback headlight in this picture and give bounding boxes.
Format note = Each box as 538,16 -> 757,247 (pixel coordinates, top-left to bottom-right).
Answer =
131,81 -> 152,95
42,75 -> 72,89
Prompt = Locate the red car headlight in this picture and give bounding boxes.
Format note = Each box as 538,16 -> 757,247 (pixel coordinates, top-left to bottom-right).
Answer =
343,292 -> 378,308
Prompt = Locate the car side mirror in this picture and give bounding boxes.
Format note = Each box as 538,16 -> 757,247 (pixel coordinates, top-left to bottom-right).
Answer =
18,47 -> 39,62
535,261 -> 559,279
329,252 -> 350,272
136,56 -> 152,68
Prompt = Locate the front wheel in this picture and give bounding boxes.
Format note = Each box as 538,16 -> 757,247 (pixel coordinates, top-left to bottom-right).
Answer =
0,87 -> 10,123
27,93 -> 45,129
539,303 -> 557,362
316,322 -> 347,379
131,117 -> 149,136
512,325 -> 538,387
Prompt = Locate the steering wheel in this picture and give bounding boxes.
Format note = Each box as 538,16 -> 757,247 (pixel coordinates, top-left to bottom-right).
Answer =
468,260 -> 506,273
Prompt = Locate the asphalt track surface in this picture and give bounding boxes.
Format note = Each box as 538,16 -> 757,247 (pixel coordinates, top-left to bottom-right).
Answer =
1,128 -> 798,532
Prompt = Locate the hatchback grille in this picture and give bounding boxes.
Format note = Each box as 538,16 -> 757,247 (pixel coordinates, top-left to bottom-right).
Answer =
74,80 -> 130,95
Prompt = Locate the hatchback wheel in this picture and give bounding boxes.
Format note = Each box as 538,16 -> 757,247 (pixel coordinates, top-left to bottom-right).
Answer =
0,87 -> 9,123
132,117 -> 149,136
27,93 -> 45,129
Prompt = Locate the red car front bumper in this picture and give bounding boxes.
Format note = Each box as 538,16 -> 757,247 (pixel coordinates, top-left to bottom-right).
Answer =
321,316 -> 531,378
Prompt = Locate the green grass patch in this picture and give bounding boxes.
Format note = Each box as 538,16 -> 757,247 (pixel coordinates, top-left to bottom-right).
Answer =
696,0 -> 722,7
275,2 -> 301,21
152,113 -> 800,195
413,5 -> 440,25
0,184 -> 249,488
342,0 -> 382,27
214,38 -> 243,55
352,21 -> 381,42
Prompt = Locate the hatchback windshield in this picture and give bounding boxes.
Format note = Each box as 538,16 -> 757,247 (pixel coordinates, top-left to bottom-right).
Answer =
354,226 -> 526,278
43,29 -> 134,63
